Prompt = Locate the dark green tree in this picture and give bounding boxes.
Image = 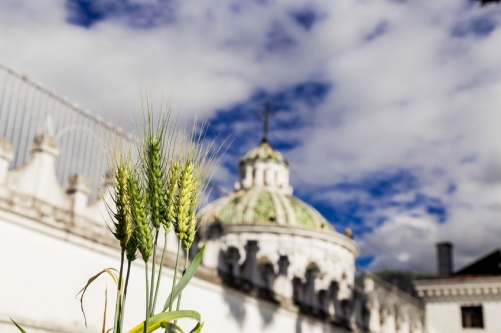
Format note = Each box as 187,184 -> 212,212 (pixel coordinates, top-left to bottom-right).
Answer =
474,0 -> 501,5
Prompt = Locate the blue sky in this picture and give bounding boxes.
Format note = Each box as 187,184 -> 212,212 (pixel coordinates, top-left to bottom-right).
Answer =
2,0 -> 501,272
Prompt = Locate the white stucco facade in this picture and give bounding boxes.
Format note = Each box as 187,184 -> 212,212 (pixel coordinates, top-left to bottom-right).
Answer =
415,276 -> 501,333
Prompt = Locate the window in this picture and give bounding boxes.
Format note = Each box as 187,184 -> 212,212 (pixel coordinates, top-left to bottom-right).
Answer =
461,305 -> 484,328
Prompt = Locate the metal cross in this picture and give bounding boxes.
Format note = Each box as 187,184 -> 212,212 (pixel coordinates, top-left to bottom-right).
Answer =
259,100 -> 275,143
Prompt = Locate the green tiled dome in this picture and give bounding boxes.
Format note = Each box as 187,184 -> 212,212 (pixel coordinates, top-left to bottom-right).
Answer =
197,189 -> 335,231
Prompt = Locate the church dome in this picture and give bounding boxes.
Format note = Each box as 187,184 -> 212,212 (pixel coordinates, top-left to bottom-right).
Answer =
198,139 -> 335,232
197,188 -> 334,231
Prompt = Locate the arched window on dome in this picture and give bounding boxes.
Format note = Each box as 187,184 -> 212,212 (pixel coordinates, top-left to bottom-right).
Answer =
223,246 -> 241,283
292,277 -> 303,305
258,256 -> 275,300
290,262 -> 324,315
239,162 -> 245,180
305,262 -> 321,278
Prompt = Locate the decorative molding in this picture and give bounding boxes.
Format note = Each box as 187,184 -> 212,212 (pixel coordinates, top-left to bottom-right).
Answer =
415,276 -> 501,303
222,223 -> 359,256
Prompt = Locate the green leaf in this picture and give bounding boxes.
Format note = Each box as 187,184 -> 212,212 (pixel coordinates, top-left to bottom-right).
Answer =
128,310 -> 200,333
161,322 -> 184,333
163,245 -> 205,312
189,322 -> 204,333
10,318 -> 27,333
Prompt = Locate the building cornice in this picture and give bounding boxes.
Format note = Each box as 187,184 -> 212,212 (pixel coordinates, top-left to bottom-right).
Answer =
222,223 -> 360,256
414,276 -> 501,303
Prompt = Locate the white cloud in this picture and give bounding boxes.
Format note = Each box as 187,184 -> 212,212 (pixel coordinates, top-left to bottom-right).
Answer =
2,0 -> 501,273
360,213 -> 439,271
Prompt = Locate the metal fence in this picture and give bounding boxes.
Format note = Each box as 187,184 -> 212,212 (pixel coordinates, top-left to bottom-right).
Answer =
0,64 -> 134,196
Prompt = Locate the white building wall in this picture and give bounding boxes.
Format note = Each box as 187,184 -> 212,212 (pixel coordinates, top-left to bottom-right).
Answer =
0,207 -> 348,333
416,278 -> 501,333
425,301 -> 501,333
483,302 -> 501,333
425,303 -> 462,333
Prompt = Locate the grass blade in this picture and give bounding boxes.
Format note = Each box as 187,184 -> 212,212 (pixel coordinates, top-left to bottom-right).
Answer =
162,245 -> 205,311
76,268 -> 119,327
102,286 -> 108,333
10,318 -> 26,333
189,322 -> 204,333
161,322 -> 184,333
128,310 -> 201,333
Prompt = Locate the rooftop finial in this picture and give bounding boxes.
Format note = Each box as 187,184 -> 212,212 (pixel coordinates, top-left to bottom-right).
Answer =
39,113 -> 54,137
259,100 -> 275,143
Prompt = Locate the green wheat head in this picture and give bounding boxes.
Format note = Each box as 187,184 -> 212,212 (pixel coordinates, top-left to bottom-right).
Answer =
128,169 -> 153,262
162,161 -> 180,233
144,135 -> 165,230
112,163 -> 134,250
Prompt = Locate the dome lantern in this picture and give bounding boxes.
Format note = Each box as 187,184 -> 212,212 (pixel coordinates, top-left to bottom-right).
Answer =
234,139 -> 293,195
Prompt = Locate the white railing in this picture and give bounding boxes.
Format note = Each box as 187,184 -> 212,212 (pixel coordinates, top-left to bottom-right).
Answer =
0,64 -> 134,195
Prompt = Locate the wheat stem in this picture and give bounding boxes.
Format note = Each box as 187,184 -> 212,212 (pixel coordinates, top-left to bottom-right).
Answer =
113,250 -> 125,333
175,248 -> 189,312
151,231 -> 168,315
148,229 -> 159,315
119,260 -> 132,332
169,239 -> 182,311
144,262 -> 150,333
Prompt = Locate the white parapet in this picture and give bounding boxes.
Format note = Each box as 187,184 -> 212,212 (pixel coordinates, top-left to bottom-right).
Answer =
0,138 -> 13,184
5,134 -> 71,209
66,174 -> 91,215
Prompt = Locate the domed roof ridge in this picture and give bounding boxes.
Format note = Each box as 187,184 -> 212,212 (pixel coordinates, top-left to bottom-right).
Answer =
197,188 -> 335,232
